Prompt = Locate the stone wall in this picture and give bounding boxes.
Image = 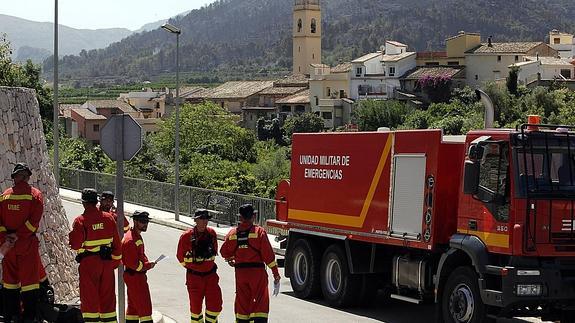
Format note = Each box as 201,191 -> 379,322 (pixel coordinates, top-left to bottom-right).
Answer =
0,86 -> 79,302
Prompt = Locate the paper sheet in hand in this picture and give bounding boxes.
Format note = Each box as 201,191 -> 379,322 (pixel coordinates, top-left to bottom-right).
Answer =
273,281 -> 280,296
154,254 -> 167,263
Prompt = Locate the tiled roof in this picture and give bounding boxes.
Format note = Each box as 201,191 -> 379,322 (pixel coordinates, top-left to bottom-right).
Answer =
274,74 -> 309,87
352,52 -> 381,63
524,56 -> 575,66
180,86 -> 206,97
276,89 -> 310,105
186,81 -> 274,99
84,100 -> 135,113
331,62 -> 352,73
71,108 -> 106,120
125,91 -> 163,99
401,66 -> 466,80
466,42 -> 543,54
259,87 -> 307,95
381,51 -> 416,62
59,104 -> 81,118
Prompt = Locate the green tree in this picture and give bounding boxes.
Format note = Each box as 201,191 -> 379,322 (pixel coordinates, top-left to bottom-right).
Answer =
0,35 -> 53,121
154,102 -> 257,164
507,65 -> 519,96
353,100 -> 413,131
252,141 -> 290,198
282,112 -> 324,139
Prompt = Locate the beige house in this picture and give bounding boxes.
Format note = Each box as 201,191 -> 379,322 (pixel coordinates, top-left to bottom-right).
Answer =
276,89 -> 311,119
118,89 -> 174,119
417,32 -> 481,67
309,63 -> 352,128
465,40 -> 558,88
293,0 -> 321,75
549,29 -> 574,58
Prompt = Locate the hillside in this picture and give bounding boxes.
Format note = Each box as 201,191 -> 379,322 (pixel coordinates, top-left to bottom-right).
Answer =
0,14 -> 132,63
49,0 -> 575,81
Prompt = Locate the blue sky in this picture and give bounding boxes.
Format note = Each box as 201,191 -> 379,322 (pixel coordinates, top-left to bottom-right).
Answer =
1,0 -> 215,30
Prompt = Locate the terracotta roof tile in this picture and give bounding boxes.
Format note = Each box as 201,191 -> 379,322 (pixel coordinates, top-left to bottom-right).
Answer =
466,42 -> 543,54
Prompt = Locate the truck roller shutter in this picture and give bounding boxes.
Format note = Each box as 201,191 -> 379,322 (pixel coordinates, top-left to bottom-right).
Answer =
390,154 -> 426,240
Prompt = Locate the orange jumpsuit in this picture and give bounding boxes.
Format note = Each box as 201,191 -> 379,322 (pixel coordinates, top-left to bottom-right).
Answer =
220,223 -> 279,323
69,205 -> 122,323
122,228 -> 153,323
177,227 -> 222,323
0,181 -> 44,320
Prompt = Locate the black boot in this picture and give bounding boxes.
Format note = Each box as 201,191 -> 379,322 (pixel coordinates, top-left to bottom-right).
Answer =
20,290 -> 39,322
3,289 -> 21,322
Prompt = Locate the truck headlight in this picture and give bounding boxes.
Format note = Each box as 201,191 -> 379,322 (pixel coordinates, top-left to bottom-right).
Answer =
516,284 -> 542,296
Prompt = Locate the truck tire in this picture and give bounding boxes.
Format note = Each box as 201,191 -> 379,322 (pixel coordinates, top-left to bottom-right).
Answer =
441,266 -> 488,323
289,238 -> 321,299
320,244 -> 360,307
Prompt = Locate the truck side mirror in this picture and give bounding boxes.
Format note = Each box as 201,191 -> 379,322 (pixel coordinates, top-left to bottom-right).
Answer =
463,160 -> 480,195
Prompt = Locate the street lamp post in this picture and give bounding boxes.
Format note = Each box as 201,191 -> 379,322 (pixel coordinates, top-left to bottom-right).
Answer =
162,23 -> 181,221
53,0 -> 59,186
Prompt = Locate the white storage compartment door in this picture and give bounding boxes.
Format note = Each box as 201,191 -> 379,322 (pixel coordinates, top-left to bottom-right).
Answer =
390,154 -> 426,240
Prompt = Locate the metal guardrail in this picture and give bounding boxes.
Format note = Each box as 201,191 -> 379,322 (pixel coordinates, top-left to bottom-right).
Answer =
59,167 -> 277,228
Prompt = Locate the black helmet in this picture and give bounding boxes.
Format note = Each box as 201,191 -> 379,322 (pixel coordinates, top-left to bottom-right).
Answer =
11,163 -> 32,178
239,204 -> 255,219
81,188 -> 99,203
100,191 -> 115,200
194,208 -> 212,220
132,210 -> 151,222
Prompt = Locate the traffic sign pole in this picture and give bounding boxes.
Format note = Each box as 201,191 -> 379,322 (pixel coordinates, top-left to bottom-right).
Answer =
101,114 -> 142,323
115,115 -> 126,323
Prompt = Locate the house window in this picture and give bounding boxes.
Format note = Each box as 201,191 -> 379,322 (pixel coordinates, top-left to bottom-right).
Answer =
326,87 -> 331,97
389,67 -> 396,77
295,105 -> 305,113
497,55 -> 502,62
297,19 -> 302,32
298,46 -> 301,53
311,18 -> 317,33
494,71 -> 501,79
514,55 -> 519,62
312,53 -> 315,59
315,96 -> 319,105
339,90 -> 345,98
554,38 -> 561,44
356,67 -> 362,77
447,61 -> 459,66
281,106 -> 291,113
425,62 -> 440,66
561,69 -> 572,79
322,112 -> 332,120
475,75 -> 479,80
93,124 -> 99,132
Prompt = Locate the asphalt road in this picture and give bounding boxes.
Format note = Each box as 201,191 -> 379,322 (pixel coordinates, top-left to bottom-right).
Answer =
62,200 -> 547,323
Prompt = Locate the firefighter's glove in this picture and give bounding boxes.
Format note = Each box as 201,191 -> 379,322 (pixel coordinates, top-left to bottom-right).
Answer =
273,280 -> 280,297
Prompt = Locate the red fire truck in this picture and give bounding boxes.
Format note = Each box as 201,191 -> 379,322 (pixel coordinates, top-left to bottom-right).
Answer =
268,114 -> 575,322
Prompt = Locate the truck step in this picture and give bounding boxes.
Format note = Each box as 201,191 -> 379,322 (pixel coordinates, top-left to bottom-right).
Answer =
390,294 -> 423,304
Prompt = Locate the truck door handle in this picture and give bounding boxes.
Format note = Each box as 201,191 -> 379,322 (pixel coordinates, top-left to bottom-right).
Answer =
468,220 -> 478,231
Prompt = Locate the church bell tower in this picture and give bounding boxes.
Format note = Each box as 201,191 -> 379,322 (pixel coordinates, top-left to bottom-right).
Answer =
293,0 -> 321,75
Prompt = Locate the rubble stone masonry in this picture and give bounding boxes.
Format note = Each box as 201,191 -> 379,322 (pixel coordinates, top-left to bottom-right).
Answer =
0,86 -> 79,302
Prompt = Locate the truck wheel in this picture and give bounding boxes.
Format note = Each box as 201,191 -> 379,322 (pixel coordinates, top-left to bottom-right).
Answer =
441,267 -> 487,323
289,238 -> 321,299
320,244 -> 360,307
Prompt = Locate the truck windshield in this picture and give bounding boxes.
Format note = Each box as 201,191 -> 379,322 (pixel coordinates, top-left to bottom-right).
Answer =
513,132 -> 575,198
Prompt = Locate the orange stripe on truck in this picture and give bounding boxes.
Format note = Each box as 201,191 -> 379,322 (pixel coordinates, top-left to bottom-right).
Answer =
457,229 -> 509,248
288,134 -> 393,228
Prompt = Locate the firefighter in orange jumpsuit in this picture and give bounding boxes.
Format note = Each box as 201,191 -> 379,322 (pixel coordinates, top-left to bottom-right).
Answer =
69,188 -> 122,323
177,209 -> 222,323
220,204 -> 281,323
0,163 -> 45,322
99,191 -> 130,233
122,211 -> 155,323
